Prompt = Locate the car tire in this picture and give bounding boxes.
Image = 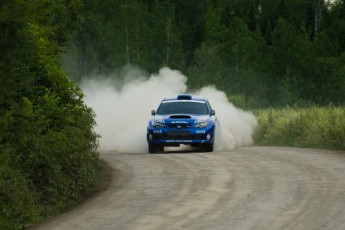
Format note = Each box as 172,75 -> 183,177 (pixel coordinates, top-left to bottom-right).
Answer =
205,142 -> 214,152
158,145 -> 164,152
148,143 -> 158,153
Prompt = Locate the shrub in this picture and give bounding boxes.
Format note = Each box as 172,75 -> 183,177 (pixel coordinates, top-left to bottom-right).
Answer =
0,148 -> 39,229
0,88 -> 101,229
0,1 -> 100,228
254,106 -> 345,151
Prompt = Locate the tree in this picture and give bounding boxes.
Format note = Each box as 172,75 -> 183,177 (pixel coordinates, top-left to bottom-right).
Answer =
0,1 -> 100,228
149,0 -> 184,69
63,0 -> 185,78
61,0 -> 345,107
264,18 -> 313,105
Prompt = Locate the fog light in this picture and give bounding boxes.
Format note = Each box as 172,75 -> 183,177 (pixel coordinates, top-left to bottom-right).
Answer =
149,134 -> 153,140
206,134 -> 211,141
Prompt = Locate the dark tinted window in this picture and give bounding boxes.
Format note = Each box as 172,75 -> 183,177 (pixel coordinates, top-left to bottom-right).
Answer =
157,101 -> 208,115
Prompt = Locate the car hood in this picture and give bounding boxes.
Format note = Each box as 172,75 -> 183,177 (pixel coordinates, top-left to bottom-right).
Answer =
155,114 -> 209,126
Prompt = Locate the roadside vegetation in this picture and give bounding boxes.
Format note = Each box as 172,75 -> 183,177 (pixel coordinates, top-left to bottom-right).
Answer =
0,1 -> 101,229
254,106 -> 345,151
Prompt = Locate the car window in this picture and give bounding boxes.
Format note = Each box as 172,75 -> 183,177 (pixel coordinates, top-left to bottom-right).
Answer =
157,101 -> 208,115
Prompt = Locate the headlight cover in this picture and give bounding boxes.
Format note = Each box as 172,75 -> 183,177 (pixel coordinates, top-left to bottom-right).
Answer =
152,116 -> 164,128
194,116 -> 209,128
194,121 -> 208,128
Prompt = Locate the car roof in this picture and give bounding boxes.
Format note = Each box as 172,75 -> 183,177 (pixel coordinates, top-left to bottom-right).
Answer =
162,94 -> 206,102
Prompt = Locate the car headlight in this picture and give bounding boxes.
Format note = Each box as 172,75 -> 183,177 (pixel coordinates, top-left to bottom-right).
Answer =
152,116 -> 164,128
194,121 -> 208,128
153,121 -> 164,128
195,116 -> 209,128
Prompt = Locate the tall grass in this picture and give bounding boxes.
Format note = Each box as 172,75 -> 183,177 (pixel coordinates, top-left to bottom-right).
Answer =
254,106 -> 345,151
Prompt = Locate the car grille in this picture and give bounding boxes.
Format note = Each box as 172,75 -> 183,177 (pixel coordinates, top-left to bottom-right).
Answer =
168,124 -> 191,128
167,131 -> 190,139
151,132 -> 206,140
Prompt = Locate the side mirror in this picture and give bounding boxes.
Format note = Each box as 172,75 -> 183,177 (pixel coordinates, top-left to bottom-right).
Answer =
151,110 -> 156,115
211,110 -> 215,116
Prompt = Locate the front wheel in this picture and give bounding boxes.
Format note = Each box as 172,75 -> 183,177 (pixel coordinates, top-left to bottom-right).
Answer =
205,142 -> 214,152
158,145 -> 164,152
148,143 -> 158,153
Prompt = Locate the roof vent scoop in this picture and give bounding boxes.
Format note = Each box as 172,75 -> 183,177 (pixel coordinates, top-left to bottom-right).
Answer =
177,94 -> 192,100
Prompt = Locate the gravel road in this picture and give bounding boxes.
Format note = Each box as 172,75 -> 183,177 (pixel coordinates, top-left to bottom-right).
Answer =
32,147 -> 345,230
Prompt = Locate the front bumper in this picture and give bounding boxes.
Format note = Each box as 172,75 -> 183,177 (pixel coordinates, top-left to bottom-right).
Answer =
147,127 -> 214,145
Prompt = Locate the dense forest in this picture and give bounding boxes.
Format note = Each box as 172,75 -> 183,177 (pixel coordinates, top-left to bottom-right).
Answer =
63,0 -> 345,107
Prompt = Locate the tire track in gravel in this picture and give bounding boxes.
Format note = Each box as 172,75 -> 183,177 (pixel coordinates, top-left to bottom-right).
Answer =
32,147 -> 345,230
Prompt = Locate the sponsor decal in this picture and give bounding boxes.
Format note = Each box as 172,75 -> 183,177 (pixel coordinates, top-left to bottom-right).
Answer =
165,140 -> 193,143
196,130 -> 206,134
171,121 -> 189,124
153,130 -> 162,134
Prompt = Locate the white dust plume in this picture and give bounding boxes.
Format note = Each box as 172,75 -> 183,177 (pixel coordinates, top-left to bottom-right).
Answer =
81,67 -> 257,153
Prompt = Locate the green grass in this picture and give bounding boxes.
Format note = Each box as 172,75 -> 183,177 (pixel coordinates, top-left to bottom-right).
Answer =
254,106 -> 345,151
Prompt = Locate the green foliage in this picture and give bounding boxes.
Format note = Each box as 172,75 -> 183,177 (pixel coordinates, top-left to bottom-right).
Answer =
63,0 -> 185,78
228,94 -> 252,110
62,0 -> 345,108
254,106 -> 345,150
0,0 -> 100,228
0,148 -> 39,230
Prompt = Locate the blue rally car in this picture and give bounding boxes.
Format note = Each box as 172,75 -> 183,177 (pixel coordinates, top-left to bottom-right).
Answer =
147,94 -> 218,153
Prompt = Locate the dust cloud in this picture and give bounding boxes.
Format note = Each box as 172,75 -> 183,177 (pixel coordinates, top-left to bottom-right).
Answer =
81,67 -> 257,153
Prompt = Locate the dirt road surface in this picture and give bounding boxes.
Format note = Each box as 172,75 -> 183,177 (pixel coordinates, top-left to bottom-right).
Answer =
32,147 -> 345,230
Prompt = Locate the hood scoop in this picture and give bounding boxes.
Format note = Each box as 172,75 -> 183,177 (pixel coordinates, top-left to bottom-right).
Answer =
169,115 -> 191,119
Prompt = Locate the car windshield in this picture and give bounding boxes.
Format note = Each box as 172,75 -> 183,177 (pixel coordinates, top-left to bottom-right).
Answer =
157,101 -> 208,115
